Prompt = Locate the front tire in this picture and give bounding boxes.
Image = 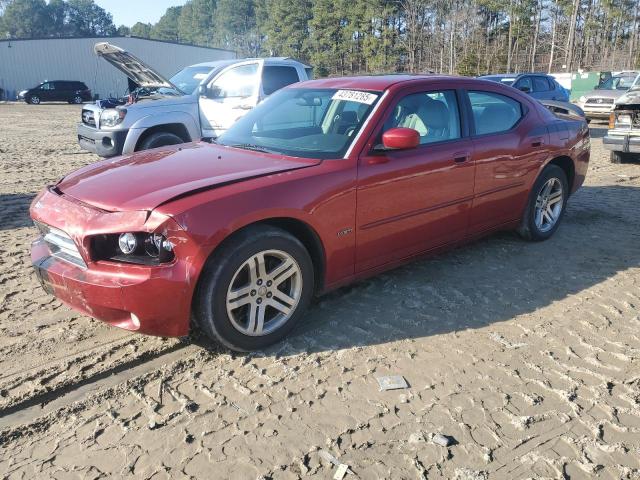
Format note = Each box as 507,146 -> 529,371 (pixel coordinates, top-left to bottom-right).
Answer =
138,132 -> 184,151
29,95 -> 41,105
517,164 -> 568,241
194,226 -> 315,352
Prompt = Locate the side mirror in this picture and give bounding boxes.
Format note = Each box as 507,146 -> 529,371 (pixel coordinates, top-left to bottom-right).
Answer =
518,85 -> 531,93
381,128 -> 420,150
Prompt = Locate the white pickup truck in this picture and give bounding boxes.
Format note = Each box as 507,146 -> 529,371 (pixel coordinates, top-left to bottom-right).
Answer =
77,43 -> 312,157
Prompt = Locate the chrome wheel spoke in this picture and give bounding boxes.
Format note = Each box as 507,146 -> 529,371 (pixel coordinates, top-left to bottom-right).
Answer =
226,249 -> 303,337
269,258 -> 296,285
227,286 -> 252,309
534,177 -> 564,233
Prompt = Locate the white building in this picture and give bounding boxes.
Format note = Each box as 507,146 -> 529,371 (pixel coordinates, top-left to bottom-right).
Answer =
0,36 -> 235,100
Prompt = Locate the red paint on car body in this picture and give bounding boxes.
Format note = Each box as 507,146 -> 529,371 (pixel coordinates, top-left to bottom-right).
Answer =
30,75 -> 590,338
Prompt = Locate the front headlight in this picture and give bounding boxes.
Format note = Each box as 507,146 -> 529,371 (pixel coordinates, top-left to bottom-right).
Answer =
100,108 -> 126,127
578,96 -> 587,103
616,114 -> 632,126
91,232 -> 174,265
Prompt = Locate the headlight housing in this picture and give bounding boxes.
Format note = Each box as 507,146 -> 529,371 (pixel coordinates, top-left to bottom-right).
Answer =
578,95 -> 587,103
91,232 -> 174,265
100,108 -> 126,127
615,113 -> 632,128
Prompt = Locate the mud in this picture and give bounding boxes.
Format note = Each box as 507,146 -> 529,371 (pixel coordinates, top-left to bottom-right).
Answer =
0,103 -> 639,479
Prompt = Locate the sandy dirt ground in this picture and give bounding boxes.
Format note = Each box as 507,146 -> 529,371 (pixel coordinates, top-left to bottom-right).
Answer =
0,102 -> 639,479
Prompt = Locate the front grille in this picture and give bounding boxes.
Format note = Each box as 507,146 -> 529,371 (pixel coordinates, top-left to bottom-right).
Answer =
585,97 -> 614,105
81,109 -> 96,127
35,221 -> 86,268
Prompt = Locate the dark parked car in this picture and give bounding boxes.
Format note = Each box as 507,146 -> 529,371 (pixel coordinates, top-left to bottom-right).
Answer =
18,81 -> 92,105
480,73 -> 570,101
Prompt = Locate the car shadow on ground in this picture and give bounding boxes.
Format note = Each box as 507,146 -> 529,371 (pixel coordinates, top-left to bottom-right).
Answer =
0,194 -> 36,230
195,184 -> 640,355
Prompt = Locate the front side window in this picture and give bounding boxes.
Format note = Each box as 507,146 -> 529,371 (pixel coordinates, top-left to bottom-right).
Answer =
262,66 -> 300,96
468,91 -> 523,135
210,63 -> 259,98
170,66 -> 214,94
217,88 -> 380,159
515,77 -> 533,92
382,90 -> 461,145
40,82 -> 54,90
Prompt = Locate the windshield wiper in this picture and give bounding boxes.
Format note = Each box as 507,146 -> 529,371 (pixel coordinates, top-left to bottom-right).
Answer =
230,143 -> 278,154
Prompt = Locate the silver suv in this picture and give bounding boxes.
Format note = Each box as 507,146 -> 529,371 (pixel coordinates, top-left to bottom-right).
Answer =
77,43 -> 312,157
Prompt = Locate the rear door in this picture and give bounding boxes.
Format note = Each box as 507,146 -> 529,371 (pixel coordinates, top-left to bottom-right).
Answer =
465,89 -> 549,233
355,86 -> 475,272
199,60 -> 264,137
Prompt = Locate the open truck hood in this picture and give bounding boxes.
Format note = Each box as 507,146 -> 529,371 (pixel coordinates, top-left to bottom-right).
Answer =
56,142 -> 321,212
94,42 -> 176,90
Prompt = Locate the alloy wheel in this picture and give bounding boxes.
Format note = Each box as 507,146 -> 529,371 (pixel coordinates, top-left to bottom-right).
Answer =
534,177 -> 563,233
226,249 -> 303,336
31,96 -> 40,104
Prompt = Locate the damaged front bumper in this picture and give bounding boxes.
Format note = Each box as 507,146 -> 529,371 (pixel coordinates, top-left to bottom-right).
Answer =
29,188 -> 198,337
603,132 -> 640,154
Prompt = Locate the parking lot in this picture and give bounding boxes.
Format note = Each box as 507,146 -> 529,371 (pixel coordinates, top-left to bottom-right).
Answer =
0,103 -> 639,479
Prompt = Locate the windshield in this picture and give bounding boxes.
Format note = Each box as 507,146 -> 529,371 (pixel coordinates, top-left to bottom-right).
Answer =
169,66 -> 214,94
628,75 -> 640,91
600,75 -> 636,90
217,88 -> 380,159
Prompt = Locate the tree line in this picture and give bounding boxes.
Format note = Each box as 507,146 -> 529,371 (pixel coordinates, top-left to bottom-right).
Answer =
1,0 -> 638,76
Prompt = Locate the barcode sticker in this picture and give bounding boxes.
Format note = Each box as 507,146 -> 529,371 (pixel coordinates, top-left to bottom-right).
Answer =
332,90 -> 378,105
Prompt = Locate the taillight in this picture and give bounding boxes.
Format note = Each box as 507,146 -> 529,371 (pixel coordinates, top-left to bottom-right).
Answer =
608,112 -> 615,129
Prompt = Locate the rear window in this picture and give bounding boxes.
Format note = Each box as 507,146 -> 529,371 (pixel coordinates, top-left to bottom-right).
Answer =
468,91 -> 523,135
262,66 -> 301,96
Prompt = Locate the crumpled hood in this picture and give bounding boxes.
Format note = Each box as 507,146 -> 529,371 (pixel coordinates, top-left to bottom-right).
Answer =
616,89 -> 640,105
56,142 -> 320,212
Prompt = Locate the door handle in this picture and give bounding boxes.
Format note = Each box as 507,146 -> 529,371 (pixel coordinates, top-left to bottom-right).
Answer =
453,151 -> 470,163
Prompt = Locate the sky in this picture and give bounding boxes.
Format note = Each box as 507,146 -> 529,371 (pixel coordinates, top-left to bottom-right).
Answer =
94,0 -> 188,28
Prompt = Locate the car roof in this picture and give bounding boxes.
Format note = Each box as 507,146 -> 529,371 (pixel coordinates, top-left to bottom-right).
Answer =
294,74 -> 464,92
190,57 -> 311,69
479,74 -> 517,79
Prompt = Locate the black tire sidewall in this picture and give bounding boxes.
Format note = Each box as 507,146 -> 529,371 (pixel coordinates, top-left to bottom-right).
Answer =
140,132 -> 183,150
195,227 -> 315,351
30,96 -> 40,104
524,164 -> 568,241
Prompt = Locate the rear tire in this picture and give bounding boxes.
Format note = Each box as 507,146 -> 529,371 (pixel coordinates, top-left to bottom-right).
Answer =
610,151 -> 633,164
517,164 -> 568,241
72,95 -> 83,104
138,132 -> 184,151
194,226 -> 314,352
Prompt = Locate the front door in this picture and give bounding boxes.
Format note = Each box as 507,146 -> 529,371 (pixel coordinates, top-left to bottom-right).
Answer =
356,88 -> 475,272
199,60 -> 264,137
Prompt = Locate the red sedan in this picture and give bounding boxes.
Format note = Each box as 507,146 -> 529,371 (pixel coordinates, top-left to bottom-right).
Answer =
30,75 -> 590,351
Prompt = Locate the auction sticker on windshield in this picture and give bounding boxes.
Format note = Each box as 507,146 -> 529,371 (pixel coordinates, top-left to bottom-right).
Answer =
332,90 -> 379,105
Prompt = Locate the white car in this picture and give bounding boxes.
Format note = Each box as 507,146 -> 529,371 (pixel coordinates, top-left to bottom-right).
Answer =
77,43 -> 312,157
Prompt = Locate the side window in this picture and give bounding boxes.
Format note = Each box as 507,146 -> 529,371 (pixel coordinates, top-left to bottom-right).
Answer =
468,91 -> 523,135
41,82 -> 54,90
383,90 -> 461,145
210,63 -> 259,98
515,76 -> 532,92
533,77 -> 551,92
261,66 -> 300,96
